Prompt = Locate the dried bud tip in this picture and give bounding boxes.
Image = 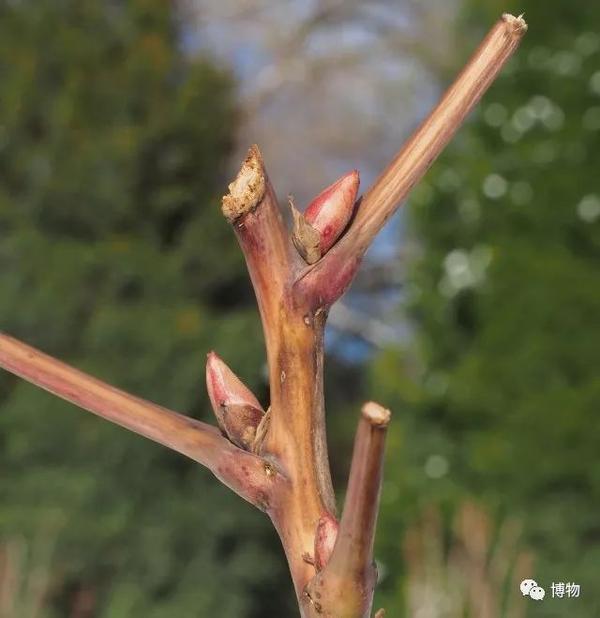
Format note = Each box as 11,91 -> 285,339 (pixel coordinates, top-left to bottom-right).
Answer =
206,351 -> 265,449
222,145 -> 266,222
374,609 -> 386,618
220,403 -> 265,450
314,512 -> 339,571
293,170 -> 359,263
290,196 -> 321,264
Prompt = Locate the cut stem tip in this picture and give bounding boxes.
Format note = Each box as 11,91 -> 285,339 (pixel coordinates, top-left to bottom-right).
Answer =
362,401 -> 391,428
502,12 -> 528,35
222,145 -> 266,221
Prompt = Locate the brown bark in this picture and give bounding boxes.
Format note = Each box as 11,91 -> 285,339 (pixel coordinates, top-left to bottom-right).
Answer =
302,403 -> 390,617
0,14 -> 526,617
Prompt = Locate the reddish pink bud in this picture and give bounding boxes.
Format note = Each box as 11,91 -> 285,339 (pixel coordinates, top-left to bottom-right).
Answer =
206,351 -> 265,450
305,170 -> 359,251
292,170 -> 359,264
314,512 -> 339,571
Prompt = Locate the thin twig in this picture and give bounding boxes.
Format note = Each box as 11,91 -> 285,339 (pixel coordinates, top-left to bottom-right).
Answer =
298,14 -> 527,307
0,333 -> 280,509
351,13 -> 527,250
332,402 -> 390,569
303,402 -> 391,617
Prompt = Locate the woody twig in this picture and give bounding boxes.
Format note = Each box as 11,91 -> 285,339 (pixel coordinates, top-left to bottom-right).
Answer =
0,14 -> 526,617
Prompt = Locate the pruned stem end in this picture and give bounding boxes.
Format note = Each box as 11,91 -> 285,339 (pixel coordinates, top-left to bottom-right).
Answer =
502,12 -> 528,35
222,144 -> 266,221
362,401 -> 391,428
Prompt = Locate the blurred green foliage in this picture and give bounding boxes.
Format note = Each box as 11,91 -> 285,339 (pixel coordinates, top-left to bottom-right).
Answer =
0,1 -> 294,615
375,1 -> 600,616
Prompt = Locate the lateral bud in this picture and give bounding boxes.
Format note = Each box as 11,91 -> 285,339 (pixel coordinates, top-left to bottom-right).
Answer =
314,512 -> 339,571
206,351 -> 265,450
292,170 -> 359,264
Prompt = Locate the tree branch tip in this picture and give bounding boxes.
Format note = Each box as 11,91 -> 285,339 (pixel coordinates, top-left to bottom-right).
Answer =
222,144 -> 266,222
361,401 -> 391,428
502,12 -> 528,35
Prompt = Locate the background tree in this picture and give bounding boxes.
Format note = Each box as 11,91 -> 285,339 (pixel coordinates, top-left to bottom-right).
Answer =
0,1 -> 295,615
374,1 -> 600,615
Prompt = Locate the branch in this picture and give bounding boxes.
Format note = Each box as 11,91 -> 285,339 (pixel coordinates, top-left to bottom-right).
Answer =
0,12 -> 527,617
333,402 -> 390,576
296,13 -> 527,309
304,402 -> 391,617
222,145 -> 338,597
222,145 -> 293,349
0,333 -> 282,510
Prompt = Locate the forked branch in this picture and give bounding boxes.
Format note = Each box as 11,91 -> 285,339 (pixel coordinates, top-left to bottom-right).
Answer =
0,13 -> 526,618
